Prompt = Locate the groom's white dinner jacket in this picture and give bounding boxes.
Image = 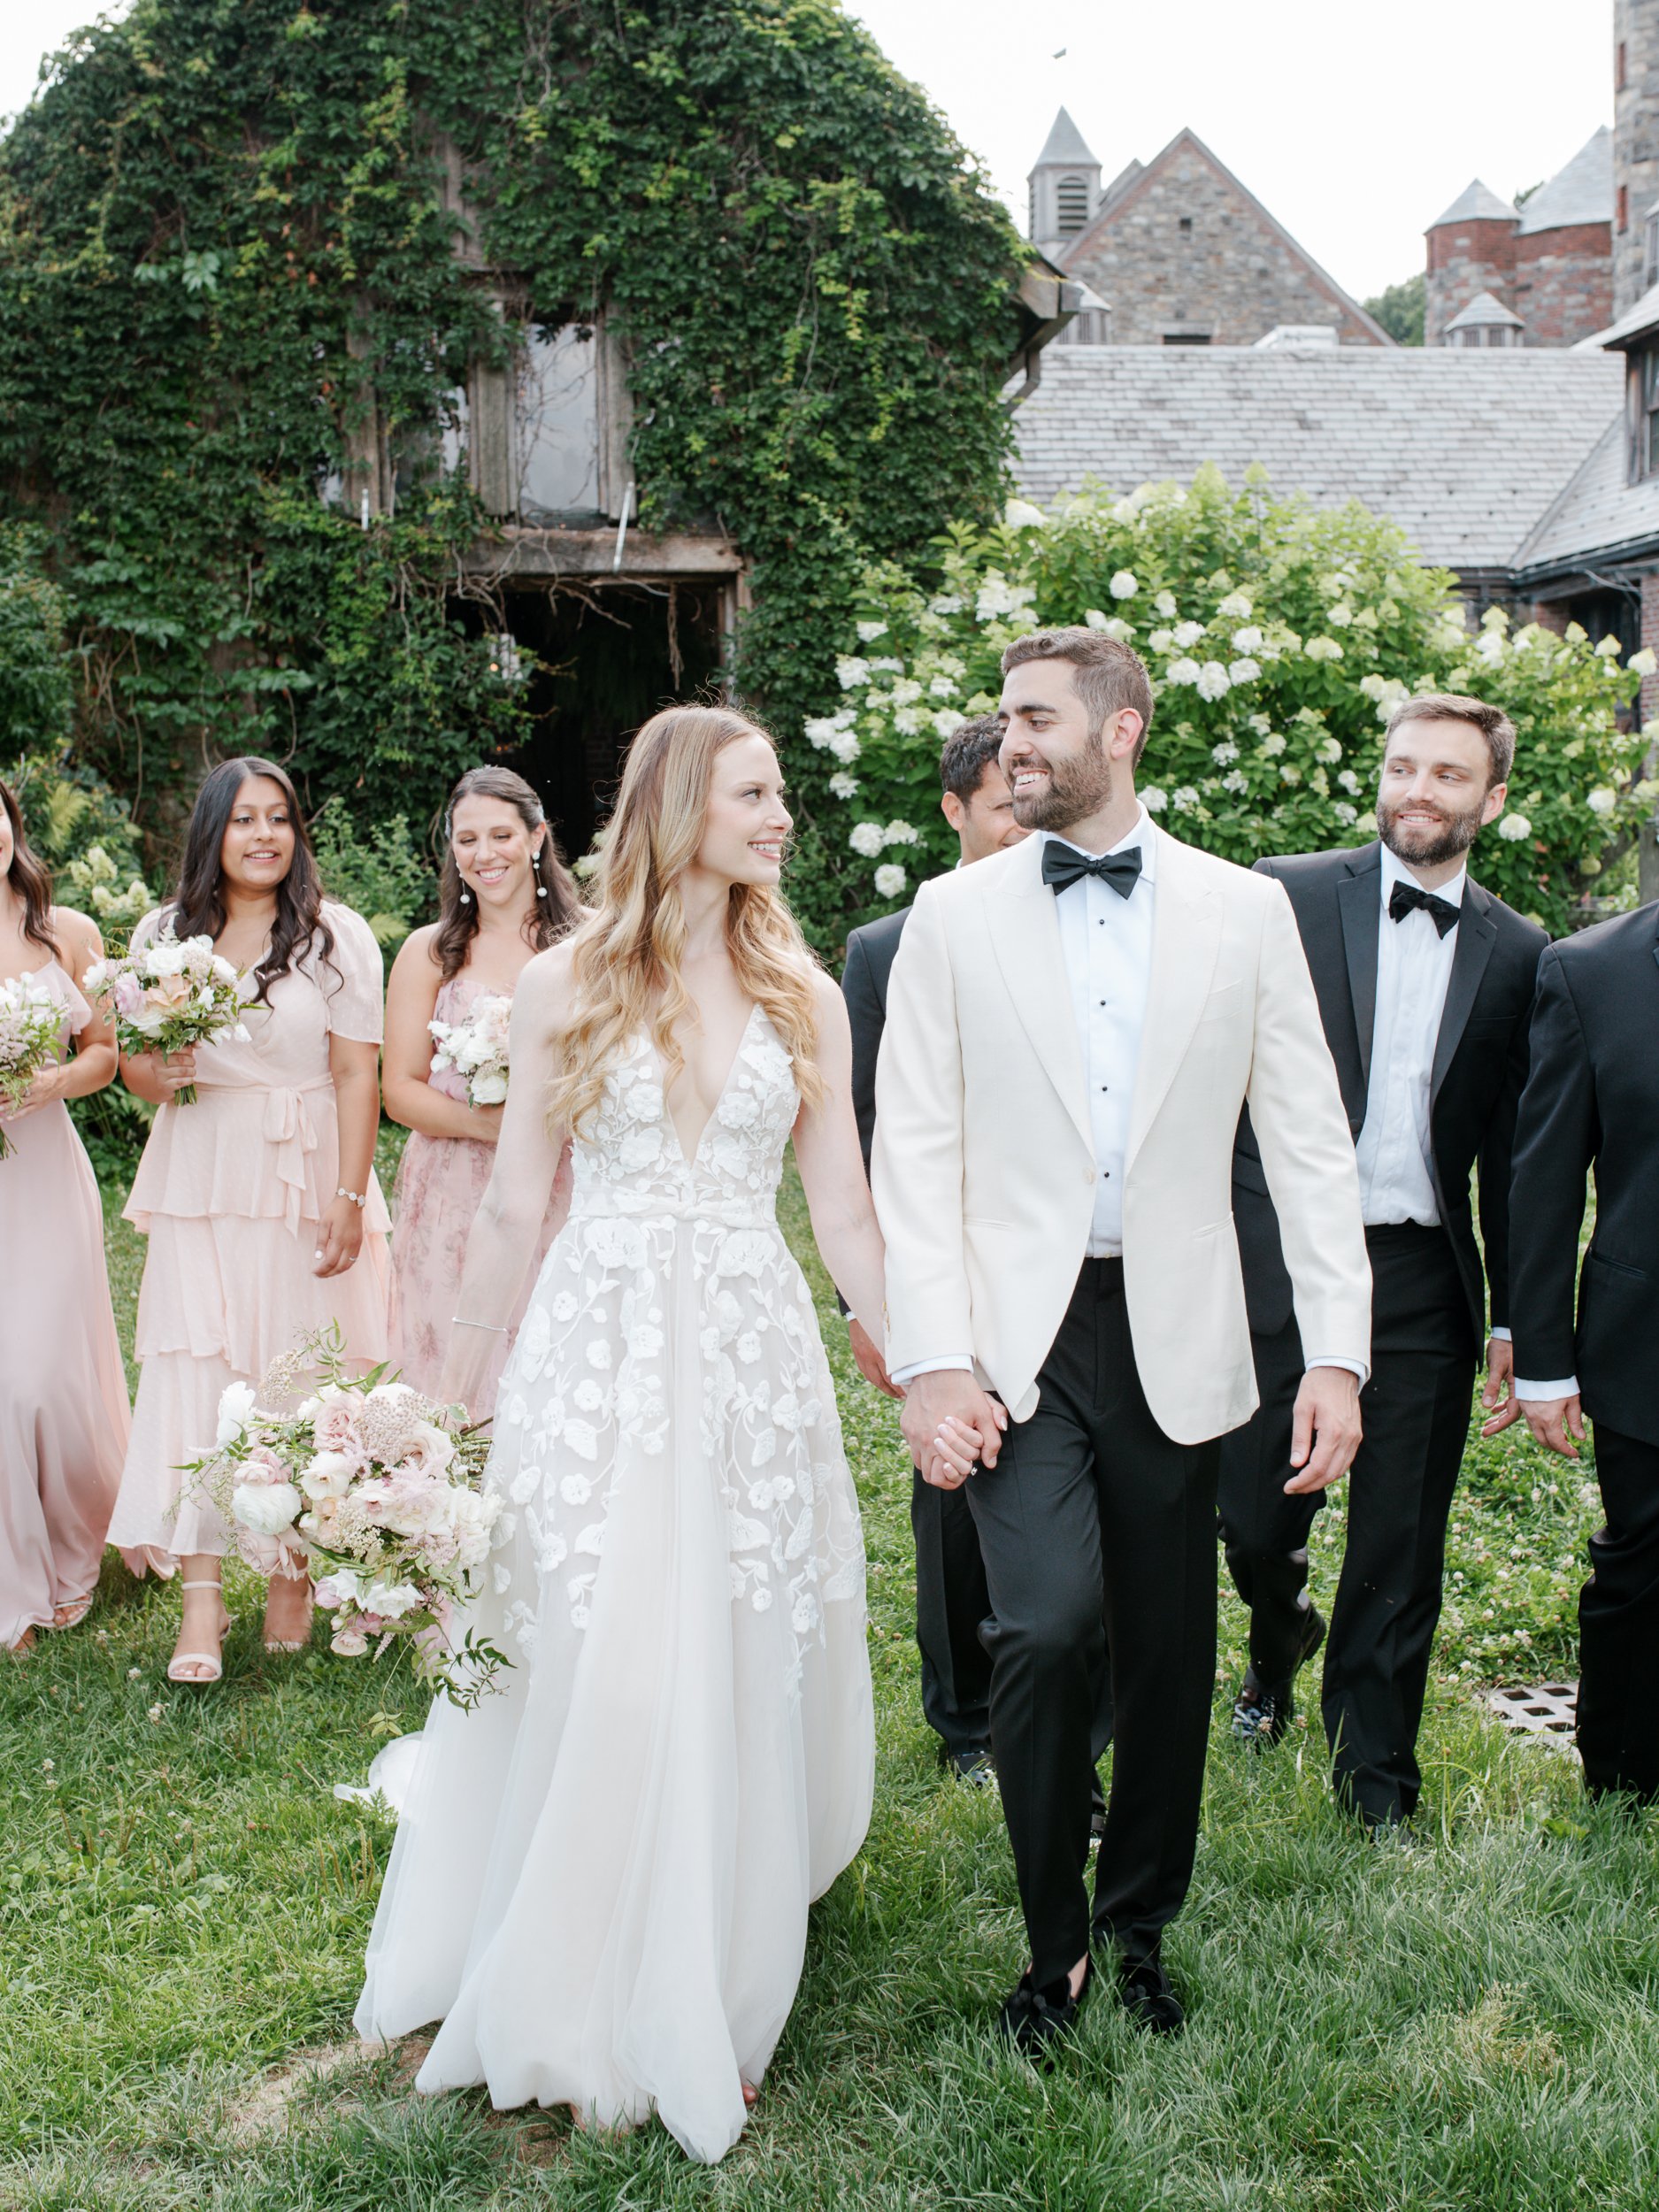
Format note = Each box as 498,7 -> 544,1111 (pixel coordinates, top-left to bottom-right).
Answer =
872,819 -> 1371,1446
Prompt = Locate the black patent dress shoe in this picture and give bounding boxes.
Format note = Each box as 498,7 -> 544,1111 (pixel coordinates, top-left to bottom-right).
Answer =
1117,1950 -> 1184,2035
996,1956 -> 1091,2061
1232,1606 -> 1326,1747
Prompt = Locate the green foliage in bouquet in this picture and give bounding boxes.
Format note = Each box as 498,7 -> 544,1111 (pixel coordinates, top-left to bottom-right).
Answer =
0,0 -> 1022,926
814,469 -> 1655,939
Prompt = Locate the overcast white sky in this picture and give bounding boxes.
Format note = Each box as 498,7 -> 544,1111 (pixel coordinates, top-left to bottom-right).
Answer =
2,0 -> 1612,302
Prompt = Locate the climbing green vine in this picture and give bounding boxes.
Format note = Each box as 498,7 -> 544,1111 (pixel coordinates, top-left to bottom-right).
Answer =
0,0 -> 1023,939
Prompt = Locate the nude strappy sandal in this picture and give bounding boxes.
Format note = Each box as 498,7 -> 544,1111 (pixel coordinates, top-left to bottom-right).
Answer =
167,1578 -> 230,1685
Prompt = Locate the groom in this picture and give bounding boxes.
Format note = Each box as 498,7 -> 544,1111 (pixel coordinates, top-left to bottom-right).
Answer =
872,628 -> 1371,2047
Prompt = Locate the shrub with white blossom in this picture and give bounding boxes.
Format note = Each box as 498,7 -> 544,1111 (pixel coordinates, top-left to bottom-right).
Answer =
809,467 -> 1655,934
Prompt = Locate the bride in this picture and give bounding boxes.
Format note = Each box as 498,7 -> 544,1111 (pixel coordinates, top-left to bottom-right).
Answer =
355,704 -> 886,2162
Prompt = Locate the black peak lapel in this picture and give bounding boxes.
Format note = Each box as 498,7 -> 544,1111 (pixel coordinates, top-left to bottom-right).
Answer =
1336,847 -> 1382,1102
1430,878 -> 1497,1107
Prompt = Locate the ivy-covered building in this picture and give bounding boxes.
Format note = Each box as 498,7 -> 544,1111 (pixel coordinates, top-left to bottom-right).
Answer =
0,0 -> 1071,916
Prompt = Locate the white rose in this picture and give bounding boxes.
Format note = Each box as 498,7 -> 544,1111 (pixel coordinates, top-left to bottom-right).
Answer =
313,1570 -> 362,1609
1498,814 -> 1532,841
471,1070 -> 508,1105
299,1451 -> 357,1502
361,1580 -> 425,1620
146,943 -> 187,979
1109,570 -> 1138,600
216,1382 -> 258,1447
233,1480 -> 303,1537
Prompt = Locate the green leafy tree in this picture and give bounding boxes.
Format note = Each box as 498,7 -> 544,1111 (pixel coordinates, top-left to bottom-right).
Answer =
0,526 -> 74,753
813,468 -> 1655,939
1363,271 -> 1425,347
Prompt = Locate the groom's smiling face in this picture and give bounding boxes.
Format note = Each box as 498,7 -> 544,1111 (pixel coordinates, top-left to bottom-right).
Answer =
998,659 -> 1113,833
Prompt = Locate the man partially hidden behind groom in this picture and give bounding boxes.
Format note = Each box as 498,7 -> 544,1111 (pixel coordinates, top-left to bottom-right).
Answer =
873,629 -> 1371,2050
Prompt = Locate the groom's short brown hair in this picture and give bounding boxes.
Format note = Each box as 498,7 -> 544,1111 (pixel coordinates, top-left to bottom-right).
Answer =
1000,628 -> 1156,764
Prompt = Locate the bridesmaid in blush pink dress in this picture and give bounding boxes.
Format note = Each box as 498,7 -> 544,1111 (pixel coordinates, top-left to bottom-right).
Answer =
106,757 -> 391,1683
0,778 -> 134,1652
384,766 -> 579,1402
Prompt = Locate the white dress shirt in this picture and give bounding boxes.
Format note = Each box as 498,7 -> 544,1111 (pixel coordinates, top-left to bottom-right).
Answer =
890,810 -> 1361,1386
1356,843 -> 1465,1229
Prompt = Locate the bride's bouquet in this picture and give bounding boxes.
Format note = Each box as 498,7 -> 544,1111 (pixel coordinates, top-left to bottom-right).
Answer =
85,926 -> 251,1104
188,1327 -> 510,1707
0,972 -> 69,1162
428,991 -> 513,1107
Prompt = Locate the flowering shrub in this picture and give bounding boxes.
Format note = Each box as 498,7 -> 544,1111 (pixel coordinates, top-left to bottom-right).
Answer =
810,467 -> 1656,935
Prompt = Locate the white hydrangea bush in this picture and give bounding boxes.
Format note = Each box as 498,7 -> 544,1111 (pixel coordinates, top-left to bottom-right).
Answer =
809,469 -> 1655,932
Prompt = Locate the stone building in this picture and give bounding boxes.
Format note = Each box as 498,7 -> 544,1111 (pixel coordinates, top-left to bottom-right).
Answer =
1028,112 -> 1389,348
1425,133 -> 1613,348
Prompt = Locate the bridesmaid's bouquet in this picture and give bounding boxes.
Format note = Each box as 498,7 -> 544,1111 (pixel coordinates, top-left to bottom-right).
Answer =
84,926 -> 251,1104
428,991 -> 513,1106
0,972 -> 69,1162
188,1327 -> 509,1707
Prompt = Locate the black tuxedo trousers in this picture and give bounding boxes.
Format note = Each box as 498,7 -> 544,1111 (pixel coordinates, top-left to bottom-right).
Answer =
968,1259 -> 1218,1982
1221,1224 -> 1476,1824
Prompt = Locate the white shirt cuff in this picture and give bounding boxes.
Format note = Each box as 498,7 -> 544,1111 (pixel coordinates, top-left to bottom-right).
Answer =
1490,1325 -> 1511,1342
1516,1376 -> 1579,1402
1307,1356 -> 1370,1386
888,1356 -> 974,1386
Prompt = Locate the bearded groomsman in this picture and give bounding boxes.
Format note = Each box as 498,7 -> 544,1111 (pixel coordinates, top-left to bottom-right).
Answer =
874,629 -> 1370,2047
841,716 -> 1026,1781
1509,895 -> 1659,1800
1217,694 -> 1546,1831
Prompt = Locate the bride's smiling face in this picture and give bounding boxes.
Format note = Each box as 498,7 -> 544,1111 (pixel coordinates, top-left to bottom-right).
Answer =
691,735 -> 791,888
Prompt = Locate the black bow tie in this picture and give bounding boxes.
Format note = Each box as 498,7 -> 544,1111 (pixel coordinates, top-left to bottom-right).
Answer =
1388,879 -> 1460,938
1042,841 -> 1144,899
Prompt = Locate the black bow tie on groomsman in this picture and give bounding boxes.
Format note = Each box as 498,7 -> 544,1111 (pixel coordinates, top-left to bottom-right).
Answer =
1041,841 -> 1144,898
1388,879 -> 1461,939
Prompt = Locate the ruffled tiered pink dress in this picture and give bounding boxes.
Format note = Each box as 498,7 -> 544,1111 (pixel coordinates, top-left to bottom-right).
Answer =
107,902 -> 391,1570
0,960 -> 134,1643
388,970 -> 569,1402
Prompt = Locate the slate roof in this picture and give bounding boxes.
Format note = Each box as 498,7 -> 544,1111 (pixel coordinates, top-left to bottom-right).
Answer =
1429,179 -> 1519,228
1517,127 -> 1613,234
1033,107 -> 1099,170
1512,417 -> 1659,574
1014,345 -> 1624,572
1447,290 -> 1525,331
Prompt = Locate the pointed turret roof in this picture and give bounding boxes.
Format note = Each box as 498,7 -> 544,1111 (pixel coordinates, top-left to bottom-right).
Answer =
1517,126 -> 1613,234
1446,290 -> 1524,331
1429,179 -> 1519,229
1033,106 -> 1099,171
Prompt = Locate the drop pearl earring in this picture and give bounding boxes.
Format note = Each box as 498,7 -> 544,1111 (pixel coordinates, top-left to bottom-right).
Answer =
459,888 -> 471,905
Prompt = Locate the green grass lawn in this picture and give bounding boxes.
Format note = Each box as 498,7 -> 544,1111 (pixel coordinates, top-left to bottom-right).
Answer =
5,1165 -> 1655,2210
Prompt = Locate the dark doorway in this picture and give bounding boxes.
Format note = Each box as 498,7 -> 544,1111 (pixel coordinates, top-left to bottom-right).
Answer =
457,580 -> 727,864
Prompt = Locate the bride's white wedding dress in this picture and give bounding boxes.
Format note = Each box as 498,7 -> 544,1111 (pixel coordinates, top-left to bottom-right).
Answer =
354,1006 -> 874,2162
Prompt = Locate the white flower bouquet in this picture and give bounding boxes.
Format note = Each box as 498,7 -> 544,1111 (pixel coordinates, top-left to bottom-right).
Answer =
0,972 -> 69,1162
428,990 -> 513,1107
188,1327 -> 509,1707
85,925 -> 251,1104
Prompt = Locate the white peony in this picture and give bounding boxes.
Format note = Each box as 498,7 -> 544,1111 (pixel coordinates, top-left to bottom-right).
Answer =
1586,787 -> 1617,816
1109,570 -> 1138,600
849,822 -> 886,857
361,1580 -> 425,1620
1498,814 -> 1532,841
216,1382 -> 258,1447
299,1451 -> 356,1502
233,1480 -> 303,1537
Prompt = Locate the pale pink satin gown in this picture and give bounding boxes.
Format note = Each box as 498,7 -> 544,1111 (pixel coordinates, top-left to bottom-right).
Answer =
107,901 -> 392,1570
388,970 -> 570,1402
0,960 -> 134,1642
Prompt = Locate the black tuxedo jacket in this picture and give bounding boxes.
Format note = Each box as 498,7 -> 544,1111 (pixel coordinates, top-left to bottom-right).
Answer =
1233,842 -> 1547,1345
1509,901 -> 1659,1445
841,904 -> 911,1178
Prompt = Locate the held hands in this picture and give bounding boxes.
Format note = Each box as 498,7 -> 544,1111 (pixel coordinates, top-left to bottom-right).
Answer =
1479,1337 -> 1521,1437
1520,1393 -> 1586,1459
312,1194 -> 365,1279
846,1317 -> 903,1401
900,1370 -> 1008,1491
1283,1364 -> 1363,1495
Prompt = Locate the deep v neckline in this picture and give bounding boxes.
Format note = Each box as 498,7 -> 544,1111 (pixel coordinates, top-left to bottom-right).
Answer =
656,1002 -> 759,1166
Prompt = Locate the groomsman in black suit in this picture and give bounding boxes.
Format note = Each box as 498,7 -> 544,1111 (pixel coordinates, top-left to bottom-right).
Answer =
1509,896 -> 1659,1800
1218,693 -> 1547,1827
841,716 -> 1026,1778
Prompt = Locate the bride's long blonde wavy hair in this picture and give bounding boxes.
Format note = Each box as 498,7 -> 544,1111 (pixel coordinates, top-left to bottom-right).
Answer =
548,704 -> 825,1138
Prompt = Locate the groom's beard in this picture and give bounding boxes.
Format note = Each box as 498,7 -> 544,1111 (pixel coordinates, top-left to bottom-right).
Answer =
1377,786 -> 1487,869
1010,730 -> 1112,833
